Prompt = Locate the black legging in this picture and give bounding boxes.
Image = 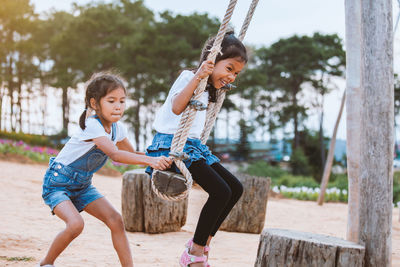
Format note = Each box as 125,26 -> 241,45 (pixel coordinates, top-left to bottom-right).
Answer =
188,160 -> 243,246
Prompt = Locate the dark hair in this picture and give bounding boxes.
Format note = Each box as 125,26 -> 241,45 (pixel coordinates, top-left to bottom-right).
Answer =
197,30 -> 247,102
79,72 -> 126,130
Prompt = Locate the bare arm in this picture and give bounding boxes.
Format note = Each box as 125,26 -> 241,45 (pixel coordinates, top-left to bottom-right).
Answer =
116,138 -> 135,152
92,136 -> 171,170
116,138 -> 145,155
172,60 -> 214,115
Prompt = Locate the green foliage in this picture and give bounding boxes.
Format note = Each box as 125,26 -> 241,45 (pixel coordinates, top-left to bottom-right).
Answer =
243,160 -> 318,188
0,131 -> 53,147
104,161 -> 141,174
245,160 -> 288,179
289,148 -> 311,176
242,33 -> 345,150
297,129 -> 328,181
244,161 -> 400,204
280,188 -> 347,202
276,174 -> 319,188
235,119 -> 255,160
394,172 -> 400,205
0,141 -> 54,162
328,173 -> 348,190
0,138 -> 139,175
0,1 -> 350,159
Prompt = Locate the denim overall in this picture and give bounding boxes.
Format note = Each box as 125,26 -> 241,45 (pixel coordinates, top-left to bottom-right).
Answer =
42,118 -> 116,214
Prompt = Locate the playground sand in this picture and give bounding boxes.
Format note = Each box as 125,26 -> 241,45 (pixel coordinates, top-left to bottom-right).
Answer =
0,160 -> 399,266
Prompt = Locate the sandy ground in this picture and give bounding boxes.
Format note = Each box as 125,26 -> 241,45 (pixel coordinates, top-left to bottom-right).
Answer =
0,160 -> 399,267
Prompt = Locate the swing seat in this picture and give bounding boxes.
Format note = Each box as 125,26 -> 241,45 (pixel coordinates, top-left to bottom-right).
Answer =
152,170 -> 188,197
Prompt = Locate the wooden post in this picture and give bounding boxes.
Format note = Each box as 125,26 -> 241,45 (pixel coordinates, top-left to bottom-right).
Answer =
254,229 -> 365,267
345,0 -> 363,245
121,169 -> 188,233
220,173 -> 270,234
345,0 -> 393,265
317,90 -> 346,205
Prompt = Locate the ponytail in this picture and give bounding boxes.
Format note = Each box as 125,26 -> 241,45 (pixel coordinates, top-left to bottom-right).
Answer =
79,109 -> 87,130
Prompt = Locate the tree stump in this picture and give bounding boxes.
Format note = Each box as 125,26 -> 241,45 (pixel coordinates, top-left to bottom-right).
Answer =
220,173 -> 270,234
121,169 -> 188,233
255,229 -> 365,267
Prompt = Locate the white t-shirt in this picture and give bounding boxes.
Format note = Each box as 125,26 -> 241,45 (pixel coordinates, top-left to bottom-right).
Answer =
55,117 -> 127,166
152,70 -> 209,139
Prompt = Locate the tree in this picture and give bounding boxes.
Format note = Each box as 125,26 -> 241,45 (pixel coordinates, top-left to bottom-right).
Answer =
122,10 -> 219,150
256,34 -> 345,150
309,33 -> 345,168
295,129 -> 325,178
47,0 -> 154,136
0,0 -> 37,132
289,147 -> 311,176
45,11 -> 75,135
239,49 -> 279,142
236,118 -> 254,160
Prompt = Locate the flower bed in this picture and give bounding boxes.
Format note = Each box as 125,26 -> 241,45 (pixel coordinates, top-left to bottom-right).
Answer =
0,138 -> 139,174
272,185 -> 348,202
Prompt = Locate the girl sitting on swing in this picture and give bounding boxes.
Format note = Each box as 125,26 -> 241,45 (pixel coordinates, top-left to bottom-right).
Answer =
145,30 -> 248,267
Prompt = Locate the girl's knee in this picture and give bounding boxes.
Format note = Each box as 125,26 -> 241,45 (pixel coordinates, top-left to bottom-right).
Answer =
66,217 -> 84,238
105,212 -> 124,231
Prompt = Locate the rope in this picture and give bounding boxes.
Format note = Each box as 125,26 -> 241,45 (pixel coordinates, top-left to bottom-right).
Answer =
154,0 -> 238,201
201,89 -> 226,144
171,0 -> 238,152
238,0 -> 259,41
200,0 -> 260,144
153,0 -> 260,201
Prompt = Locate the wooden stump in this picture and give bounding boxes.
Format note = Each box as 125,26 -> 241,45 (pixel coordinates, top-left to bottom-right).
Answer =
121,169 -> 188,233
255,229 -> 365,267
220,173 -> 270,234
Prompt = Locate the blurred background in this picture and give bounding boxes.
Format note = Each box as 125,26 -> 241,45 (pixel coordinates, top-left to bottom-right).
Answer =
1,0 -> 400,203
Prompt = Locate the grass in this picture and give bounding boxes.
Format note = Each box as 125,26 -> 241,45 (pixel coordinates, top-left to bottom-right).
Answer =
0,256 -> 35,261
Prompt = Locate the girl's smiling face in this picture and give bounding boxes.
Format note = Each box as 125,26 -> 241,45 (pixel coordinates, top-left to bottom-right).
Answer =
209,57 -> 245,89
92,87 -> 126,124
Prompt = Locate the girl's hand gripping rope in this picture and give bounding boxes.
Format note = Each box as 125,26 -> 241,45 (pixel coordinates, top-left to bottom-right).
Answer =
195,60 -> 214,80
150,156 -> 173,170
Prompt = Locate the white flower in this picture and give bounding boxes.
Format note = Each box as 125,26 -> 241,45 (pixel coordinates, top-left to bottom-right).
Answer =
272,186 -> 280,193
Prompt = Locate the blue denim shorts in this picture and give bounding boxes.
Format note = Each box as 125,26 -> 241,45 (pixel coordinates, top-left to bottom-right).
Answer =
145,132 -> 220,176
42,159 -> 104,214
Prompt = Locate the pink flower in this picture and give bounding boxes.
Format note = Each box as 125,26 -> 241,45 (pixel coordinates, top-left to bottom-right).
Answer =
16,140 -> 24,146
112,161 -> 127,166
46,148 -> 59,155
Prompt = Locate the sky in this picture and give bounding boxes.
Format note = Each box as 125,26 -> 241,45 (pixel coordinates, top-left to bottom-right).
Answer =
30,0 -> 400,141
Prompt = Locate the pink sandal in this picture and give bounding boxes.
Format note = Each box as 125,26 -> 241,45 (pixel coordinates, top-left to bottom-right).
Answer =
185,238 -> 211,267
179,248 -> 207,267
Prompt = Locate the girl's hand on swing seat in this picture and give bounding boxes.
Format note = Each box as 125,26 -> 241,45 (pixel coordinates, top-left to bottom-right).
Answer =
150,156 -> 173,170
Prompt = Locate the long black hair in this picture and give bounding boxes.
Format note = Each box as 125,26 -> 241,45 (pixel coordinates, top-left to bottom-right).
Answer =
197,30 -> 248,102
79,72 -> 126,130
